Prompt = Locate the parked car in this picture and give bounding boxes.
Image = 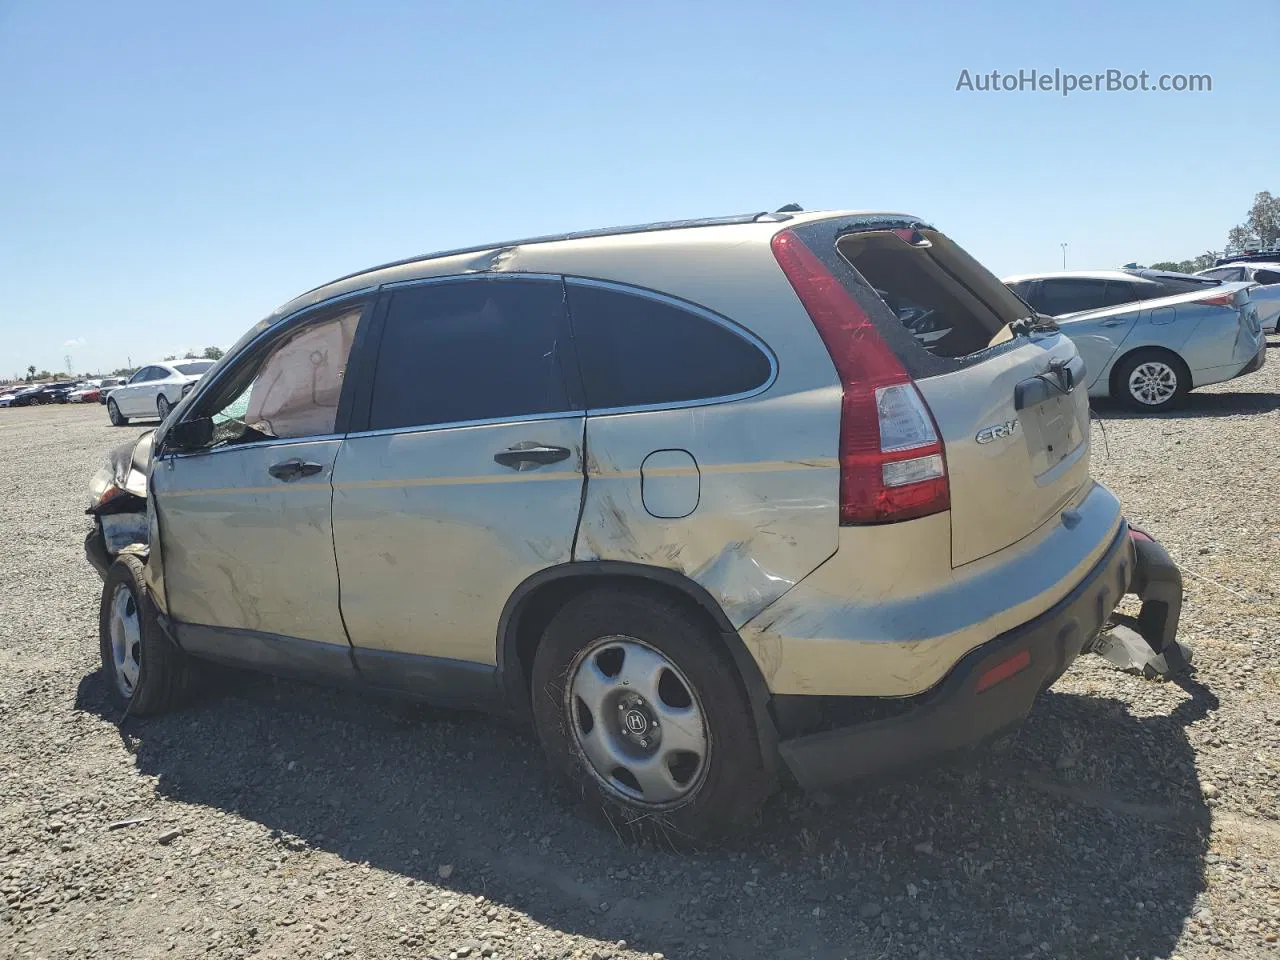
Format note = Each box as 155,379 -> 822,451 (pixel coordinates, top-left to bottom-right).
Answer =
1215,239 -> 1280,266
1004,271 -> 1264,410
85,209 -> 1186,838
0,390 -> 20,407
1195,262 -> 1280,333
69,380 -> 104,403
96,377 -> 126,403
105,361 -> 215,425
10,381 -> 76,406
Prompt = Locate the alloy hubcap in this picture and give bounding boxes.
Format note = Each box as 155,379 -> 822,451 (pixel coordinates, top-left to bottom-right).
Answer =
108,584 -> 142,699
1128,361 -> 1177,405
566,637 -> 708,806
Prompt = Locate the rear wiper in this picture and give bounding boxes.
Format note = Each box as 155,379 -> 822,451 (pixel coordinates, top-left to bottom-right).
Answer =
1009,314 -> 1059,337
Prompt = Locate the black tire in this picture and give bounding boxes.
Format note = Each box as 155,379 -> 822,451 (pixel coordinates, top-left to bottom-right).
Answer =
157,394 -> 172,421
1113,349 -> 1189,412
98,554 -> 197,716
531,588 -> 773,842
107,398 -> 128,426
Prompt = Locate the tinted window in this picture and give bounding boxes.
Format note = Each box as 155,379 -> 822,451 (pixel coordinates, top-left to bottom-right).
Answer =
1036,279 -> 1109,315
1102,281 -> 1139,307
369,278 -> 575,430
567,283 -> 771,409
1154,275 -> 1218,296
1254,269 -> 1280,286
174,360 -> 214,376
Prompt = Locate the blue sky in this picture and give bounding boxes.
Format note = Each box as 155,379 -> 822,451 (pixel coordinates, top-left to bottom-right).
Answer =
1,0 -> 1275,376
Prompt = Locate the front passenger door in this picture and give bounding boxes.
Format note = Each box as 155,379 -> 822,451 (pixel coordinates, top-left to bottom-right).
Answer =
119,367 -> 157,416
332,276 -> 585,700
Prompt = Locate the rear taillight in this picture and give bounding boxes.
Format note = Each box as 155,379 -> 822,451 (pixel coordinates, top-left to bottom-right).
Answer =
1196,292 -> 1236,307
771,229 -> 950,525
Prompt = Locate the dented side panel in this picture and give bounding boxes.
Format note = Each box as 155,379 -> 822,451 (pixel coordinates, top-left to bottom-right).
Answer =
575,388 -> 841,627
332,416 -> 587,664
150,439 -> 349,646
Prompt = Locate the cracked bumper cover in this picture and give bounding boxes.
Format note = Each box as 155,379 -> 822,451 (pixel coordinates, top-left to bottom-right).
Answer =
777,522 -> 1183,792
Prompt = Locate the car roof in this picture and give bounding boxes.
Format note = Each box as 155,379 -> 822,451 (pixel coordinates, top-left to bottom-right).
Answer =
1001,269 -> 1154,284
269,207 -> 928,322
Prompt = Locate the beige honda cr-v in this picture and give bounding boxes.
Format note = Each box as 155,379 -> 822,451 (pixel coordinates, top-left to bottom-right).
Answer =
86,207 -> 1186,839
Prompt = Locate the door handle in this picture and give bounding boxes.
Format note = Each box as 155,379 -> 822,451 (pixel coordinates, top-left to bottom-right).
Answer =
493,444 -> 571,470
1101,319 -> 1127,327
268,458 -> 324,481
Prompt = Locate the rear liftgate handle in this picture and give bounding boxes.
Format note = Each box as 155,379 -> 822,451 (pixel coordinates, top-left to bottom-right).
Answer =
268,458 -> 324,482
493,444 -> 571,471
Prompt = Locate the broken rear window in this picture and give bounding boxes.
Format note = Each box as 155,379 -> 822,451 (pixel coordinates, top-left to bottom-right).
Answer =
835,230 -> 1026,359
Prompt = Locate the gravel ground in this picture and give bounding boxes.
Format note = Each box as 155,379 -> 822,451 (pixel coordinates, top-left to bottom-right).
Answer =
2,356 -> 1279,960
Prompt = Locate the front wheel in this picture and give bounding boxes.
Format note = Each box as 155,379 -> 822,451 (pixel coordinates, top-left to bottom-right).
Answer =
1115,350 -> 1188,412
98,554 -> 197,716
531,589 -> 773,842
107,398 -> 128,426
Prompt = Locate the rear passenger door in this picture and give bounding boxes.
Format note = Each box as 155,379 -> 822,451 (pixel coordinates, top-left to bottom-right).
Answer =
331,276 -> 585,700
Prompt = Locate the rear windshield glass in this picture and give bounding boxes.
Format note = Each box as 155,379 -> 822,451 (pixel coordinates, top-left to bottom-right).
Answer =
174,360 -> 214,375
835,230 -> 1026,359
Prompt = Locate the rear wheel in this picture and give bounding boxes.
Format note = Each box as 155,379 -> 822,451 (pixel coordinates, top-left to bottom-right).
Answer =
531,588 -> 772,842
98,554 -> 197,716
1114,349 -> 1188,412
107,398 -> 128,426
157,394 -> 172,421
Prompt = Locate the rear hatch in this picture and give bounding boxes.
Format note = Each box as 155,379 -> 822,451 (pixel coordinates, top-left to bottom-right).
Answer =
783,218 -> 1093,567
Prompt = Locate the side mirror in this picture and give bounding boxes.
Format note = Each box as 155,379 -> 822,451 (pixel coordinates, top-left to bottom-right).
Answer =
166,417 -> 213,452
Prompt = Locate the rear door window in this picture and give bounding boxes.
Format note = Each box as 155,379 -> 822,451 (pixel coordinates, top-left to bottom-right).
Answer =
368,277 -> 578,430
1036,279 -> 1109,315
1102,281 -> 1140,306
1254,269 -> 1280,285
565,281 -> 772,410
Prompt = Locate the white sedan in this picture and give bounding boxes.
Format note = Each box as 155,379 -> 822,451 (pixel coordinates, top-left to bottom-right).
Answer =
106,360 -> 215,426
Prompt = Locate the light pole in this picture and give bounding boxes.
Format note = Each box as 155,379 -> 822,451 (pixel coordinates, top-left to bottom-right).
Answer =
1060,243 -> 1068,270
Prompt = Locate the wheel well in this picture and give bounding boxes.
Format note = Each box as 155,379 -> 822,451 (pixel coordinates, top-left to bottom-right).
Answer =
500,567 -> 780,772
1109,346 -> 1193,397
507,574 -> 729,703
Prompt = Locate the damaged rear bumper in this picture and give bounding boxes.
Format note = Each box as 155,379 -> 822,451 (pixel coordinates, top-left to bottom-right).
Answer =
777,522 -> 1184,792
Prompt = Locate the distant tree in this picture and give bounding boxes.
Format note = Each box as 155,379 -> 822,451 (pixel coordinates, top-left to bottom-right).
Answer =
111,367 -> 137,377
183,351 -> 200,359
26,364 -> 36,381
163,354 -> 177,361
1228,191 -> 1280,249
202,346 -> 224,360
1148,252 -> 1218,274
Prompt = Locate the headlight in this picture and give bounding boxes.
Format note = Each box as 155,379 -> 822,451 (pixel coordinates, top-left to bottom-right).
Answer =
88,466 -> 125,510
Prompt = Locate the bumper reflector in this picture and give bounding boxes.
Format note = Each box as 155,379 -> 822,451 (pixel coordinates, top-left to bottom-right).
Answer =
975,649 -> 1032,693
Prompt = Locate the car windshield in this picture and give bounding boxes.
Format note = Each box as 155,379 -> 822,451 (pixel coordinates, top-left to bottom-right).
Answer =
173,360 -> 214,376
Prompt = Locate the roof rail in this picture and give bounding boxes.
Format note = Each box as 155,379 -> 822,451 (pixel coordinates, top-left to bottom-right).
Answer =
302,211 -> 796,297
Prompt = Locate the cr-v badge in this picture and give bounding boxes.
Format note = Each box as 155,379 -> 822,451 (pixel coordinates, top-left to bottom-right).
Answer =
975,419 -> 1019,444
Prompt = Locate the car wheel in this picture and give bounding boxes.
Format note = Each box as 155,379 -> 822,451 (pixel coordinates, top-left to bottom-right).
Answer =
98,554 -> 197,716
1115,349 -> 1189,412
157,394 -> 172,421
531,588 -> 773,842
107,399 -> 128,426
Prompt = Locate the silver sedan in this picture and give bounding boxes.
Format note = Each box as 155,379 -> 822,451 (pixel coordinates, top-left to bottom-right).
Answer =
1004,271 -> 1265,411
